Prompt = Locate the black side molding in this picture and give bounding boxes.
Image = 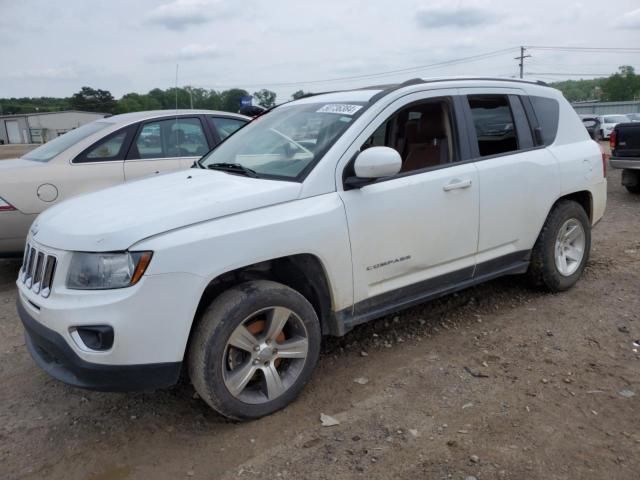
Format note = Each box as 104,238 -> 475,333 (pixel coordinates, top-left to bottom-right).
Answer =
332,250 -> 531,335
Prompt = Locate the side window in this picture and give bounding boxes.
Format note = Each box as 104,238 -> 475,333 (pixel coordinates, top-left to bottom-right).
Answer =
210,117 -> 247,141
467,95 -> 519,157
530,96 -> 559,146
136,123 -> 162,158
130,117 -> 209,160
361,99 -> 455,174
74,129 -> 129,163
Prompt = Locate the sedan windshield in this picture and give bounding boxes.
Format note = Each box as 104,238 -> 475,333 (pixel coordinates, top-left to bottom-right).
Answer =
200,102 -> 365,180
23,121 -> 112,162
603,115 -> 629,124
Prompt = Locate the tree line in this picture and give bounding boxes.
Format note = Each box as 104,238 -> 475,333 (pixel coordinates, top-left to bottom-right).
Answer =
1,66 -> 637,116
551,66 -> 640,103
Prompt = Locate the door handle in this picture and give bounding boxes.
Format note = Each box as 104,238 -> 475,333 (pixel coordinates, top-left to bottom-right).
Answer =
443,178 -> 472,191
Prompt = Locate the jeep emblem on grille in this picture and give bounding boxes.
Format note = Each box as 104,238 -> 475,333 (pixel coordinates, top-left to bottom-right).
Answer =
30,224 -> 39,236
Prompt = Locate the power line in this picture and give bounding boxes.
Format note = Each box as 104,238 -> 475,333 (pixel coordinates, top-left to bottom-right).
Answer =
195,45 -> 638,91
528,72 -> 610,76
526,45 -> 640,52
205,47 -> 519,89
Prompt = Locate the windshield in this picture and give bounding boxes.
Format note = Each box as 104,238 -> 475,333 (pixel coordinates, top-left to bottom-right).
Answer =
23,121 -> 112,162
603,115 -> 629,124
200,101 -> 365,179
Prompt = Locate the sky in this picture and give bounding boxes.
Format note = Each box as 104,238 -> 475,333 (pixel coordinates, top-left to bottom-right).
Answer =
1,0 -> 639,104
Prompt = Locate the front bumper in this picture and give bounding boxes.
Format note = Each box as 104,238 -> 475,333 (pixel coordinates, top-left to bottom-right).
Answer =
18,298 -> 182,391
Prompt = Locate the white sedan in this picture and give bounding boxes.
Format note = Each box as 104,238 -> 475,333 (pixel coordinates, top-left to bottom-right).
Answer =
595,114 -> 630,140
0,110 -> 248,256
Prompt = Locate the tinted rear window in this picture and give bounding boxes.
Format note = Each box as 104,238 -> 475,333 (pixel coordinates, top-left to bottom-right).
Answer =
530,96 -> 559,146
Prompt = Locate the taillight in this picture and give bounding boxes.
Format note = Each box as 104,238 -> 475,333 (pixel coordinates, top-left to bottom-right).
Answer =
609,130 -> 616,150
0,197 -> 16,212
598,142 -> 608,178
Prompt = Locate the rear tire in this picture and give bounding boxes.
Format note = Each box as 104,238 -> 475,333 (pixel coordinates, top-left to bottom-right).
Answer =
526,200 -> 591,292
622,170 -> 640,194
188,280 -> 321,420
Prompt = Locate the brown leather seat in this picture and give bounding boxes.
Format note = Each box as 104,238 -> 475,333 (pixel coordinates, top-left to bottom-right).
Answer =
401,112 -> 448,172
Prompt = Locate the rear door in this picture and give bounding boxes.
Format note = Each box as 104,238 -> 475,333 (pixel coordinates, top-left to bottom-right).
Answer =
460,90 -> 560,270
124,116 -> 210,180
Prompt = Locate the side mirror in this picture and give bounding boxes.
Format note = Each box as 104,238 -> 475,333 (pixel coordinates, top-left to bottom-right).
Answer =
345,147 -> 401,188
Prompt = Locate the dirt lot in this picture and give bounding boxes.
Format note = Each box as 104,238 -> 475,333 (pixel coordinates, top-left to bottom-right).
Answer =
0,144 -> 37,160
1,167 -> 639,480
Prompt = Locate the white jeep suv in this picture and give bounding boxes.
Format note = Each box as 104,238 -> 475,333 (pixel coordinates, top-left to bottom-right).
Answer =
17,78 -> 607,420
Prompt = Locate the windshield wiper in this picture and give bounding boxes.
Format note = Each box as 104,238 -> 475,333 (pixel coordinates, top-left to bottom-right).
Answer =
206,162 -> 259,178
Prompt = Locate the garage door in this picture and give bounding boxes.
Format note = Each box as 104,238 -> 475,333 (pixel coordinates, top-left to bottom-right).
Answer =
6,120 -> 22,144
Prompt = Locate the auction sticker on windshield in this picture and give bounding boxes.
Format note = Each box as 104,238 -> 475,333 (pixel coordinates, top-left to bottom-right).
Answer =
316,104 -> 363,115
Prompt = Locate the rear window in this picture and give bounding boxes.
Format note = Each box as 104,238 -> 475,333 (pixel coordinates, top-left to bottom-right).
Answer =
530,96 -> 559,146
23,121 -> 111,162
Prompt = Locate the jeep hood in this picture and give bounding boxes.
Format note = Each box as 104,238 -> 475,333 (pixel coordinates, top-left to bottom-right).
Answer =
32,169 -> 302,251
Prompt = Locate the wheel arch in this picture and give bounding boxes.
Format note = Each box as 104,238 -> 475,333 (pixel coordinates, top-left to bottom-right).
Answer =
186,254 -> 338,357
553,190 -> 593,222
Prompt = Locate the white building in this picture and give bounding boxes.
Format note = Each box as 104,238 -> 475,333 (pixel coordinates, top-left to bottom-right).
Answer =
0,111 -> 108,145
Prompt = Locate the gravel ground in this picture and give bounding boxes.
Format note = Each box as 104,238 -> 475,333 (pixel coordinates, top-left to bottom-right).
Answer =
1,166 -> 638,480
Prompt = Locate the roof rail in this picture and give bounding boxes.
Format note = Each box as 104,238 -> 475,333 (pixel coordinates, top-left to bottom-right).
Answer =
365,77 -> 552,104
368,78 -> 426,104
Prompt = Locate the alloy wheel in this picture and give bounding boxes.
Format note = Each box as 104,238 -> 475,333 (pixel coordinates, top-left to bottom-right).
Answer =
222,307 -> 309,404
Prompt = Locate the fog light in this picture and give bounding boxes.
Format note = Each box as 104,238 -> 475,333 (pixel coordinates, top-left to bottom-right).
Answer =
70,326 -> 114,351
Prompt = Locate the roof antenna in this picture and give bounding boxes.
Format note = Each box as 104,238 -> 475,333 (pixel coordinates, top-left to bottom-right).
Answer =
174,63 -> 179,113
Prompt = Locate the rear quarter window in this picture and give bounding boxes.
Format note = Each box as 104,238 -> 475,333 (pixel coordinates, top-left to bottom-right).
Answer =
530,96 -> 559,146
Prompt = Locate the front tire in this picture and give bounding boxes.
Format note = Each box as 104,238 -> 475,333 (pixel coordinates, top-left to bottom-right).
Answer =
527,200 -> 591,292
188,280 -> 321,420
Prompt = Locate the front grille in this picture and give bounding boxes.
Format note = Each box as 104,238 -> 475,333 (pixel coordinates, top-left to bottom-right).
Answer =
21,243 -> 57,298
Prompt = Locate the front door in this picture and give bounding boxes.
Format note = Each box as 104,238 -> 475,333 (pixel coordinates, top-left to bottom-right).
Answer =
124,117 -> 210,180
338,91 -> 479,315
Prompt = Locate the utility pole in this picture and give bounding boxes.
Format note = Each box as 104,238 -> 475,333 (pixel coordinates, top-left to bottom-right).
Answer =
514,46 -> 532,79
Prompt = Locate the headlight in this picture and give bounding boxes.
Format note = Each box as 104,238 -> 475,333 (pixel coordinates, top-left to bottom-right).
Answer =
67,251 -> 153,290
